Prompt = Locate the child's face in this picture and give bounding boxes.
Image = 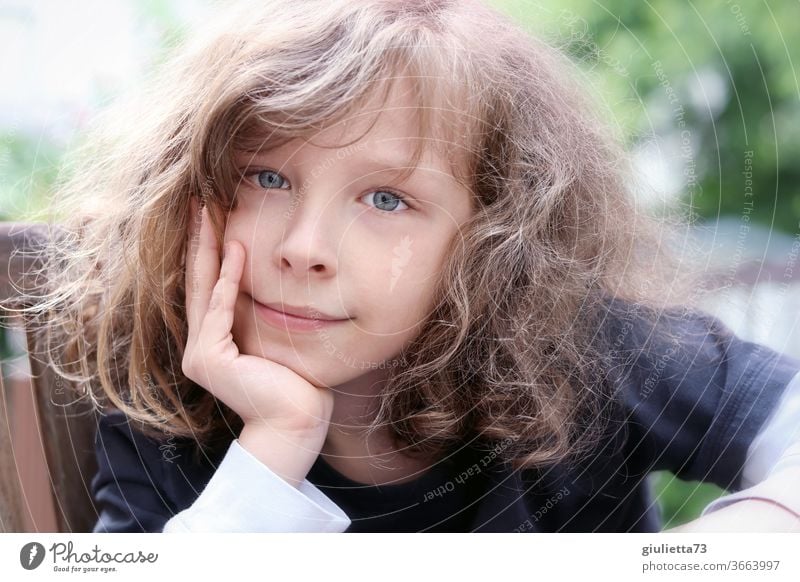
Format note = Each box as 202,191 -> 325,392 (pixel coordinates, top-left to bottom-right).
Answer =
224,82 -> 474,389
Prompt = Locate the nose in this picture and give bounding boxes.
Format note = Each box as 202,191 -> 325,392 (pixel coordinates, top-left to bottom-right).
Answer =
274,197 -> 338,279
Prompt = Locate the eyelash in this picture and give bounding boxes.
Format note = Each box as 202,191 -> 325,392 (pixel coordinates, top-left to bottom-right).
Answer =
241,168 -> 413,214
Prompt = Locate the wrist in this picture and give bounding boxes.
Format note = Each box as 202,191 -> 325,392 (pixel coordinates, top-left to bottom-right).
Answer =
238,421 -> 326,487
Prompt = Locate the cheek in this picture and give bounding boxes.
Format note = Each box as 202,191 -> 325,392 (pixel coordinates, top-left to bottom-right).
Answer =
224,212 -> 281,287
346,228 -> 448,285
351,256 -> 444,338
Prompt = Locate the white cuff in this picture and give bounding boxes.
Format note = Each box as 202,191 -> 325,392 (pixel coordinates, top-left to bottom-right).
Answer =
702,369 -> 800,520
162,440 -> 351,532
741,370 -> 800,487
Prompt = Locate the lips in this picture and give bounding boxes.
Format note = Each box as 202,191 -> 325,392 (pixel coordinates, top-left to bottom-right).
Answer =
259,301 -> 349,321
253,298 -> 351,334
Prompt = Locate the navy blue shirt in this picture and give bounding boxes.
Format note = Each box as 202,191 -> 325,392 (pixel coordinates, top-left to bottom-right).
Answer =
308,441 -> 488,532
90,300 -> 800,532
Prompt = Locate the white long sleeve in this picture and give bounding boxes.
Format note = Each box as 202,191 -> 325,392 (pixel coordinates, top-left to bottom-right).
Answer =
162,439 -> 351,532
701,369 -> 800,517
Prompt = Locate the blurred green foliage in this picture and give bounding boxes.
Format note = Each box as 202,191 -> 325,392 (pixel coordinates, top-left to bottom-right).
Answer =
0,132 -> 62,221
491,0 -> 800,234
651,472 -> 729,530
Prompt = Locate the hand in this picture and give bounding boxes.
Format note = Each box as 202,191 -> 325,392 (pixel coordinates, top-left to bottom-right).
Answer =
663,499 -> 800,533
182,196 -> 334,437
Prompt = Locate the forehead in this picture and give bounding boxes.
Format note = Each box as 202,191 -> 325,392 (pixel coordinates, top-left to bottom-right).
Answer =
245,76 -> 472,183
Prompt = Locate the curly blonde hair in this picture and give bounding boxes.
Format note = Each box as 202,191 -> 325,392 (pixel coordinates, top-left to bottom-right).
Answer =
0,0 -> 713,470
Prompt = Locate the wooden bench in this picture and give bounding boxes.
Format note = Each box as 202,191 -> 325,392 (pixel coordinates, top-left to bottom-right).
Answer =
0,222 -> 98,533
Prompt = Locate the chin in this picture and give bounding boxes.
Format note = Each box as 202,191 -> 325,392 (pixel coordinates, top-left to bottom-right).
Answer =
240,341 -> 337,386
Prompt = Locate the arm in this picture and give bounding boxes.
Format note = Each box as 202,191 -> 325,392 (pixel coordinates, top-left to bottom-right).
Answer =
736,370 -> 800,491
665,491 -> 800,533
664,456 -> 800,532
600,298 -> 800,492
666,370 -> 800,532
91,409 -> 351,533
162,438 -> 350,533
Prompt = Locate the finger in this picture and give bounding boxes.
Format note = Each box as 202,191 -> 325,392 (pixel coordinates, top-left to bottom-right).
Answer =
201,240 -> 244,347
185,196 -> 202,335
191,204 -> 221,334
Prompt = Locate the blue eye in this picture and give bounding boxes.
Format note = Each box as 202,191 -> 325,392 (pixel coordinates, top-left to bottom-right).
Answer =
362,190 -> 410,213
242,167 -> 410,214
251,169 -> 289,190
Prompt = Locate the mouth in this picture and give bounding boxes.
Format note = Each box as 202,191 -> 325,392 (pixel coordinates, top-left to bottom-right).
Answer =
260,301 -> 349,321
252,298 -> 351,332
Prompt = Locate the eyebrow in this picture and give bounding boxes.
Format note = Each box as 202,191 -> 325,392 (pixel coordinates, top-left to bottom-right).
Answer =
293,149 -> 419,171
357,156 -> 465,194
350,154 -> 424,178
238,147 -> 462,189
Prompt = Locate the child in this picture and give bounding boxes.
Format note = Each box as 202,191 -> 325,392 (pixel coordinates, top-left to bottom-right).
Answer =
5,0 -> 800,532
